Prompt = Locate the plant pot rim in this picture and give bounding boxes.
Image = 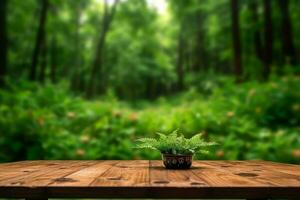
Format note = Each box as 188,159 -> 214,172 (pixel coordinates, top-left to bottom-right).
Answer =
161,153 -> 194,157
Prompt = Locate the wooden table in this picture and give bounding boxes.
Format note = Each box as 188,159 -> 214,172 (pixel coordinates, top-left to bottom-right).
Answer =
0,160 -> 299,200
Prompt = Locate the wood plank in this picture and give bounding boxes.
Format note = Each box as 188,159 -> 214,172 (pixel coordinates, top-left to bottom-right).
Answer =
0,161 -> 97,186
202,160 -> 300,186
23,161 -> 98,187
0,161 -> 63,184
0,160 -> 299,199
90,160 -> 149,186
0,161 -> 66,181
150,160 -> 208,187
253,160 -> 300,176
49,160 -> 118,186
0,161 -> 72,184
191,161 -> 266,187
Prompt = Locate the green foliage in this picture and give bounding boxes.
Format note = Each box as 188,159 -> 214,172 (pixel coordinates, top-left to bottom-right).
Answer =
135,130 -> 216,155
0,76 -> 300,163
2,0 -> 300,165
4,0 -> 300,100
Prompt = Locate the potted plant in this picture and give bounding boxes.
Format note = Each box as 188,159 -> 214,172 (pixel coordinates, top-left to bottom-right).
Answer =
135,130 -> 216,169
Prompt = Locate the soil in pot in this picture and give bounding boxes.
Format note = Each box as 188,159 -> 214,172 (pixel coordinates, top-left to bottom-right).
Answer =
162,154 -> 193,169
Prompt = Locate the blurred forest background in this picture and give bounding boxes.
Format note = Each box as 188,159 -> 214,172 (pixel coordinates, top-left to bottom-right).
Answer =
0,0 -> 300,163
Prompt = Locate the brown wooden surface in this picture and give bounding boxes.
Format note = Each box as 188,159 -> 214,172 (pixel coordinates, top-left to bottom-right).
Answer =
0,160 -> 299,199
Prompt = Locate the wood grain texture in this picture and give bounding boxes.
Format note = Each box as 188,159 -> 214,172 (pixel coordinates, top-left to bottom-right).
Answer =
90,160 -> 149,186
0,160 -> 299,199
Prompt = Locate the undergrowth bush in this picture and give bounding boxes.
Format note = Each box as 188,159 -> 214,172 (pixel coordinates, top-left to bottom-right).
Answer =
0,76 -> 299,163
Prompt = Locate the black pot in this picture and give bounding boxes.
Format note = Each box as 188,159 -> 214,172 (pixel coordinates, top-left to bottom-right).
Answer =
162,154 -> 193,169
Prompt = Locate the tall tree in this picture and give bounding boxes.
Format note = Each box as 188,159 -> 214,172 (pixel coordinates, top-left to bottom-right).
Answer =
86,0 -> 120,98
230,0 -> 242,82
71,1 -> 84,91
249,1 -> 263,62
50,36 -> 57,84
193,12 -> 206,72
278,0 -> 297,65
263,0 -> 273,79
38,34 -> 47,83
176,23 -> 185,91
29,0 -> 49,81
0,0 -> 7,87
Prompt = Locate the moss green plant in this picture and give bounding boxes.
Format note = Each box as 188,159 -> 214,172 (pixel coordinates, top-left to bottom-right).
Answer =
135,130 -> 217,155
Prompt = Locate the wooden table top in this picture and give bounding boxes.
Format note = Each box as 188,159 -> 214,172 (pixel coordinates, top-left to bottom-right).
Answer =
0,160 -> 299,199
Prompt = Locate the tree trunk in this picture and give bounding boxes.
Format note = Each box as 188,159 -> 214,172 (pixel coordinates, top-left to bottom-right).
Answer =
86,0 -> 120,98
193,13 -> 206,72
38,35 -> 47,83
249,1 -> 263,62
50,37 -> 57,84
230,0 -> 243,82
278,0 -> 297,65
71,2 -> 83,91
176,25 -> 185,91
0,0 -> 7,87
29,0 -> 49,81
263,0 -> 273,79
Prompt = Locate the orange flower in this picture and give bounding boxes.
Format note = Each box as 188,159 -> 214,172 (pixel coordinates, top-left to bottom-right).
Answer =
292,149 -> 300,159
76,149 -> 85,157
67,112 -> 76,119
128,112 -> 138,122
226,111 -> 235,118
80,135 -> 90,143
112,110 -> 122,118
37,117 -> 45,126
216,150 -> 224,158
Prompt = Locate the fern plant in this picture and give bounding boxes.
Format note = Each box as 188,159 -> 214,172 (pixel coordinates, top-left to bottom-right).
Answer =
135,130 -> 216,155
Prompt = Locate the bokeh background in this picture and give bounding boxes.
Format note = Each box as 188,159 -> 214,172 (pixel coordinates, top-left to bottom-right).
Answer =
0,0 -> 299,163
